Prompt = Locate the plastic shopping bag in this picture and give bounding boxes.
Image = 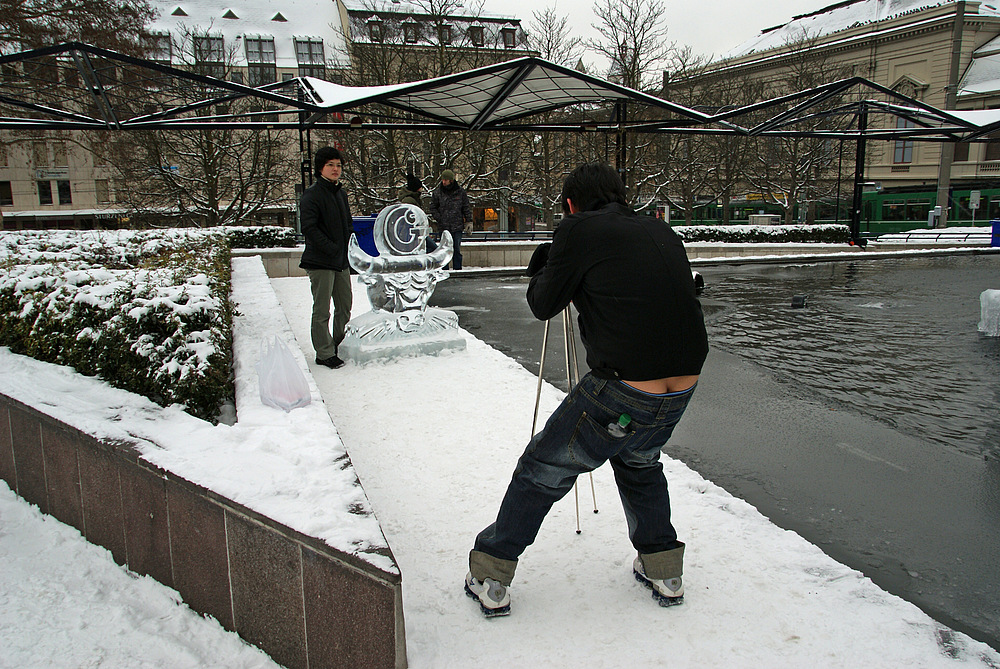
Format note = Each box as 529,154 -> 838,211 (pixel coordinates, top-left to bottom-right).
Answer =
255,336 -> 311,412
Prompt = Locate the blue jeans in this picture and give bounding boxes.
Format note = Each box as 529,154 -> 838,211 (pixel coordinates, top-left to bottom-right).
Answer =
474,373 -> 695,566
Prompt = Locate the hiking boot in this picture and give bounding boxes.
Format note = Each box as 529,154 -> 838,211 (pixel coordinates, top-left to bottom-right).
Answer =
464,572 -> 511,617
633,556 -> 684,606
316,354 -> 345,369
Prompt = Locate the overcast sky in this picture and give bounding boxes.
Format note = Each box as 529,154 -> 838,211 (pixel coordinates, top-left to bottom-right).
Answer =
481,0 -> 823,65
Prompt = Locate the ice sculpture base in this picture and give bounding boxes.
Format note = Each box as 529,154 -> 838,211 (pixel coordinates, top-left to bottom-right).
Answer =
340,307 -> 467,364
980,289 -> 1000,337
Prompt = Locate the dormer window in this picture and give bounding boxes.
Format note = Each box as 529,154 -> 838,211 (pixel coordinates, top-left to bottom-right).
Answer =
222,9 -> 238,19
368,19 -> 384,42
192,34 -> 224,78
468,25 -> 484,47
171,6 -> 187,16
502,27 -> 516,49
148,32 -> 172,62
403,20 -> 419,43
439,24 -> 452,45
246,37 -> 276,85
295,37 -> 325,78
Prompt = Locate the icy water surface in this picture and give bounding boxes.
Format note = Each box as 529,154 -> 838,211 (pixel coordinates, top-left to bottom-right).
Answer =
699,254 -> 1000,458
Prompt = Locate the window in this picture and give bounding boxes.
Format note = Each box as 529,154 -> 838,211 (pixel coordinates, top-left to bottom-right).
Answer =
468,26 -> 484,47
0,181 -> 12,206
368,20 -> 384,42
893,117 -> 914,164
953,141 -> 970,162
246,37 -> 276,63
53,142 -> 68,167
149,32 -> 172,62
295,38 -> 325,78
246,37 -> 277,85
193,35 -> 225,78
57,180 -> 72,205
502,27 -> 516,49
985,139 -> 1000,161
95,179 -> 110,203
38,181 -> 53,205
33,141 -> 47,167
403,21 -> 419,43
439,25 -> 452,45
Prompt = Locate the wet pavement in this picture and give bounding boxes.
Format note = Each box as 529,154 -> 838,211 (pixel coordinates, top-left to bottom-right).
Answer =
429,253 -> 1000,651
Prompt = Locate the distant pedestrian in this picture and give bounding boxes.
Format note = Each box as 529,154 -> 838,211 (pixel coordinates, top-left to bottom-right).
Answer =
429,169 -> 472,269
465,163 -> 708,617
299,146 -> 353,369
399,172 -> 424,207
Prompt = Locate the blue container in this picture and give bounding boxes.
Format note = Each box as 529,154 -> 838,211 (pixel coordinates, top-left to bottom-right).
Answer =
993,219 -> 1000,248
352,215 -> 379,257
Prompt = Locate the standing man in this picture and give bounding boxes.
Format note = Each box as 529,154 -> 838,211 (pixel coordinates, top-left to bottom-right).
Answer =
465,163 -> 709,617
429,169 -> 472,270
299,146 -> 353,369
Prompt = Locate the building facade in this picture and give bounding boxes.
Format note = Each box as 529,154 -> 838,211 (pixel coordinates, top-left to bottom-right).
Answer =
685,0 -> 1000,226
0,0 -> 533,230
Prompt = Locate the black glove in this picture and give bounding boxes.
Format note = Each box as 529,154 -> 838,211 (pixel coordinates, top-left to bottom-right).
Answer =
526,242 -> 551,278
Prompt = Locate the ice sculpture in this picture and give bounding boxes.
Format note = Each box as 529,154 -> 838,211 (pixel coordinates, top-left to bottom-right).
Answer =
980,289 -> 1000,337
339,203 -> 467,363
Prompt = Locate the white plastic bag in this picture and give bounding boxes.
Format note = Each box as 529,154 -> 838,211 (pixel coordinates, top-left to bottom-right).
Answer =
255,336 -> 311,412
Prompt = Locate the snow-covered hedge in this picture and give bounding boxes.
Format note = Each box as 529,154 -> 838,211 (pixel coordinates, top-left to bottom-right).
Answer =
224,225 -> 299,249
0,229 -> 233,422
674,224 -> 850,244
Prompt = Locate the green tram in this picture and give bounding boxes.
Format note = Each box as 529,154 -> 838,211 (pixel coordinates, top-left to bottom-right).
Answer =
665,185 -> 1000,235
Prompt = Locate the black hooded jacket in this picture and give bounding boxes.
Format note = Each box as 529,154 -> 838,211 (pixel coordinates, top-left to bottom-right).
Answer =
299,177 -> 353,271
527,203 -> 708,380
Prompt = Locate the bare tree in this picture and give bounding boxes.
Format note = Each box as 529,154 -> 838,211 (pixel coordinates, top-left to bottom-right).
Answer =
103,32 -> 297,227
588,0 -> 673,91
0,0 -> 156,54
740,31 -> 853,223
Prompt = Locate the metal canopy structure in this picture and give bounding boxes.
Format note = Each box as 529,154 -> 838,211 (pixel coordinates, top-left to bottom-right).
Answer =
5,41 -> 1000,239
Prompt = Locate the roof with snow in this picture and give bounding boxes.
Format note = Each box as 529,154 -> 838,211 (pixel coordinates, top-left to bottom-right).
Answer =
148,0 -> 351,69
725,0 -> 1000,60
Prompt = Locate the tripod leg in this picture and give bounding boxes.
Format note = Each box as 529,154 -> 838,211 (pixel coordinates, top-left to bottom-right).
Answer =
531,319 -> 551,438
574,480 -> 581,534
562,307 -> 599,515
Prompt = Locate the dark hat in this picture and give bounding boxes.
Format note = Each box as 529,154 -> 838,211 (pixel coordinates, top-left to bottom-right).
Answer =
440,169 -> 455,181
314,146 -> 342,178
405,172 -> 422,192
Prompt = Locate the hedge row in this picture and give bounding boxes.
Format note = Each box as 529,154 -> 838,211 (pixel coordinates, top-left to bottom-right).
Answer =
0,229 -> 234,423
674,224 -> 851,244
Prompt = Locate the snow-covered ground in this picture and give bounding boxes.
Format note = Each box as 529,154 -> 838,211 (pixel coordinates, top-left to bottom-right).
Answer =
3,259 -> 1000,668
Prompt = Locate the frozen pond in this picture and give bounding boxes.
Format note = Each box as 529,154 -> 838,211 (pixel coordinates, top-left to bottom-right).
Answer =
700,254 -> 1000,459
430,252 -> 1000,651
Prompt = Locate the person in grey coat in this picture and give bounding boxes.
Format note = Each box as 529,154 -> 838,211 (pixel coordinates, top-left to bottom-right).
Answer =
429,169 -> 472,269
299,146 -> 353,369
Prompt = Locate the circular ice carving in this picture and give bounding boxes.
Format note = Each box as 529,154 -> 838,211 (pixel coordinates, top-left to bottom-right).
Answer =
374,203 -> 432,256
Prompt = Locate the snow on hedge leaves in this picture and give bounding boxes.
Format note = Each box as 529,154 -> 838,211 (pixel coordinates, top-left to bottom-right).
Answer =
0,229 -> 233,423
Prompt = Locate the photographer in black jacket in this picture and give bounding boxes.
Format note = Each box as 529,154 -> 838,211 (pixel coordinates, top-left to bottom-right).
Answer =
465,163 -> 708,617
299,147 -> 353,369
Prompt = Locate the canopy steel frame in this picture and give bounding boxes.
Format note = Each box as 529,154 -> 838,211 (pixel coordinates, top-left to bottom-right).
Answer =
5,42 -> 1000,242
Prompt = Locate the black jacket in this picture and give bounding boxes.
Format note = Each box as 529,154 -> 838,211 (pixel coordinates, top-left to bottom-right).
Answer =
527,203 -> 708,380
429,182 -> 472,234
299,177 -> 353,271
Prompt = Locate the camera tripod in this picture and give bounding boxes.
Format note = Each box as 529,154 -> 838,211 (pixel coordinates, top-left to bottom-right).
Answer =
531,305 -> 599,534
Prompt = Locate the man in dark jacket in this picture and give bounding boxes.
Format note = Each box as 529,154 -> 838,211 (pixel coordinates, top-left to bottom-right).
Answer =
299,146 -> 353,369
399,172 -> 423,207
465,163 -> 709,617
429,169 -> 472,269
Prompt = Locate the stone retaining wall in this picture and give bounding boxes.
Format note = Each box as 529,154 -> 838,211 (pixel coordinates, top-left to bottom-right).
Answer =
0,393 -> 406,669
